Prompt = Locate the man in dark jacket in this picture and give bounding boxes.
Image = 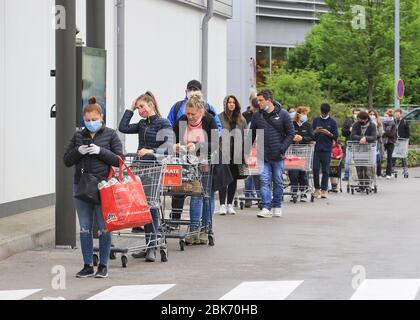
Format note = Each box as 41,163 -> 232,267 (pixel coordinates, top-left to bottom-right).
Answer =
350,111 -> 377,187
312,103 -> 339,199
393,109 -> 410,175
382,110 -> 397,179
250,89 -> 295,218
342,108 -> 361,181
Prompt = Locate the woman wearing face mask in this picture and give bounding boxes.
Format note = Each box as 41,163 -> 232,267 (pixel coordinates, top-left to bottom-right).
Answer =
288,106 -> 314,202
64,97 -> 123,279
218,95 -> 248,215
119,91 -> 173,262
368,109 -> 384,177
382,109 -> 397,179
173,92 -> 219,246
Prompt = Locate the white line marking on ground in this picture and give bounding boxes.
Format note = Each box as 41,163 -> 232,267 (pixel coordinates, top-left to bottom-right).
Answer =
219,281 -> 303,300
88,284 -> 176,300
0,289 -> 42,300
351,279 -> 420,300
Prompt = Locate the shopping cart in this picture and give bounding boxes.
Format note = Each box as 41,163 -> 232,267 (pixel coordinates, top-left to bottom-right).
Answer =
346,142 -> 378,195
283,143 -> 315,203
392,138 -> 409,179
161,154 -> 215,251
93,155 -> 167,268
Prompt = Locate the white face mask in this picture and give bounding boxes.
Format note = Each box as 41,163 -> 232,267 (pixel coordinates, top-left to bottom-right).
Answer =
320,114 -> 330,120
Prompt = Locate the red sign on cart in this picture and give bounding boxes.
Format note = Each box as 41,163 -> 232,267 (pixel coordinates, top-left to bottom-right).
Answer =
162,165 -> 182,187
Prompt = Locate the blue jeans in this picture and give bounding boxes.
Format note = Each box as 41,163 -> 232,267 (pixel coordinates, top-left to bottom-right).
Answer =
288,170 -> 309,193
313,151 -> 332,191
344,147 -> 350,178
259,160 -> 285,210
73,184 -> 112,267
202,188 -> 215,231
144,208 -> 160,248
244,175 -> 261,198
189,196 -> 203,229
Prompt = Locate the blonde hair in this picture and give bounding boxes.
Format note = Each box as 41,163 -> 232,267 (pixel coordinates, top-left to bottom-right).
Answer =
186,91 -> 205,113
83,96 -> 103,115
293,106 -> 310,122
135,91 -> 161,117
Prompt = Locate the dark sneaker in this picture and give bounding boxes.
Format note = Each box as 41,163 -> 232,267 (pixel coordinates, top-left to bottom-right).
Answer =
95,264 -> 109,278
145,249 -> 156,262
132,227 -> 145,233
300,194 -> 308,202
132,250 -> 147,259
76,265 -> 95,278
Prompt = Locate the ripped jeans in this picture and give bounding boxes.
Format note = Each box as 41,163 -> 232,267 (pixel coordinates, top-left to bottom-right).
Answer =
73,184 -> 112,267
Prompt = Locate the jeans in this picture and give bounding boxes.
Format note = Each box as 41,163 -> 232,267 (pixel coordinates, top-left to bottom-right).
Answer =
288,170 -> 309,193
344,147 -> 350,178
244,175 -> 261,198
202,188 -> 215,231
384,143 -> 395,176
313,151 -> 331,191
144,208 -> 160,248
259,160 -> 285,210
189,196 -> 203,229
73,184 -> 112,267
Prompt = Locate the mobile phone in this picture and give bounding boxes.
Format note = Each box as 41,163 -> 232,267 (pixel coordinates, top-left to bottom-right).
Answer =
82,138 -> 92,146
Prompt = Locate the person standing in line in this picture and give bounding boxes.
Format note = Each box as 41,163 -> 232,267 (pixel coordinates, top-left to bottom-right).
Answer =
382,109 -> 397,179
342,108 -> 361,181
312,103 -> 339,199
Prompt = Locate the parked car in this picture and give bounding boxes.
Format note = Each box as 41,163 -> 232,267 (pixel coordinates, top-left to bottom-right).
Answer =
403,107 -> 420,122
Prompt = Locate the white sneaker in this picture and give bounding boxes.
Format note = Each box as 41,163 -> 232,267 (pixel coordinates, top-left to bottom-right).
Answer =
386,175 -> 391,180
227,204 -> 236,215
273,208 -> 283,217
219,204 -> 227,215
257,208 -> 273,218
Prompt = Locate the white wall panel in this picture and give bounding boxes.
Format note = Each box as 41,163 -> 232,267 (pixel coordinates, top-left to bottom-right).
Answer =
0,0 -> 6,204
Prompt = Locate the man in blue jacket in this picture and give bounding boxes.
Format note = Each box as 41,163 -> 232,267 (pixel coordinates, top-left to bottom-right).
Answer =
167,80 -> 222,133
250,89 -> 295,218
312,103 -> 339,199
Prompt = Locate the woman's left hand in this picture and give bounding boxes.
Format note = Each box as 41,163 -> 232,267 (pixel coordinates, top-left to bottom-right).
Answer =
186,143 -> 196,152
138,148 -> 153,157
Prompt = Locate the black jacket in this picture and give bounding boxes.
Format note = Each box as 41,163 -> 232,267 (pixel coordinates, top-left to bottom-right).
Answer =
64,126 -> 124,184
243,108 -> 253,124
395,118 -> 410,139
250,105 -> 295,162
119,110 -> 173,154
350,122 -> 377,143
173,112 -> 219,156
382,120 -> 397,144
342,118 -> 356,141
293,121 -> 314,144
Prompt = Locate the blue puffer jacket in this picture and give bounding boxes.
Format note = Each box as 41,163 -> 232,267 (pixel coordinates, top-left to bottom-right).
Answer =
119,110 -> 174,154
250,105 -> 295,162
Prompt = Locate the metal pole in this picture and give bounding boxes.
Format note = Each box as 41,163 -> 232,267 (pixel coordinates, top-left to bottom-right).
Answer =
395,0 -> 400,109
116,0 -> 126,152
86,0 -> 105,49
55,0 -> 77,248
202,0 -> 214,101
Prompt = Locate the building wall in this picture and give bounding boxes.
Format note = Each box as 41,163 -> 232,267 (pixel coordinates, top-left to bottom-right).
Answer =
227,0 -> 256,109
0,0 -> 230,213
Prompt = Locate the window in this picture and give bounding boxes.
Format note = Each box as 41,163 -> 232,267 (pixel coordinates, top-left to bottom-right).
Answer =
256,46 -> 291,85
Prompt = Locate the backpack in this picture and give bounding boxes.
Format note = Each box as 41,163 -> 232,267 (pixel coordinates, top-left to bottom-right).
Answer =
173,100 -> 216,122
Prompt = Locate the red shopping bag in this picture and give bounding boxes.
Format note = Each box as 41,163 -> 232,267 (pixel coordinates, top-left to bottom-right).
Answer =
247,146 -> 258,170
100,157 -> 152,232
284,155 -> 306,171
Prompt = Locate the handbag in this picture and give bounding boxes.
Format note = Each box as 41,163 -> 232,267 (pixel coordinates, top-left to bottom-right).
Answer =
75,158 -> 101,204
100,157 -> 152,232
236,163 -> 250,180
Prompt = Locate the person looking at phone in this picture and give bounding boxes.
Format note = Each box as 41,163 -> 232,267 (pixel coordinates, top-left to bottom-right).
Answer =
312,103 -> 339,199
64,97 -> 123,279
119,91 -> 173,262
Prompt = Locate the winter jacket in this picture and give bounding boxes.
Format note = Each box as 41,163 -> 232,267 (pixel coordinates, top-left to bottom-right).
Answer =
293,121 -> 314,144
119,110 -> 174,155
342,118 -> 356,142
64,126 -> 123,184
167,98 -> 222,134
250,105 -> 295,162
243,107 -> 253,124
350,122 -> 378,144
219,112 -> 248,165
382,119 -> 397,145
312,116 -> 339,152
395,118 -> 410,139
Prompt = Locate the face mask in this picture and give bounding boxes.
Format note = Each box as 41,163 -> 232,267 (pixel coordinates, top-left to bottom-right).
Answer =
289,112 -> 297,119
262,105 -> 270,112
320,114 -> 330,120
300,115 -> 308,123
140,108 -> 149,118
360,121 -> 369,126
370,115 -> 377,123
85,120 -> 102,133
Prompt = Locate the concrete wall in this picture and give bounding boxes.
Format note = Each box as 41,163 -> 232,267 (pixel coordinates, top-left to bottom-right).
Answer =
227,0 -> 256,109
0,0 -> 230,211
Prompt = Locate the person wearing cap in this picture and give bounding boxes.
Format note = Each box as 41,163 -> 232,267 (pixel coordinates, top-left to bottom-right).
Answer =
167,80 -> 222,133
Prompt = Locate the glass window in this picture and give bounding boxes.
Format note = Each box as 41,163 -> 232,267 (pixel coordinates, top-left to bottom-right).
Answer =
256,46 -> 270,85
271,47 -> 287,73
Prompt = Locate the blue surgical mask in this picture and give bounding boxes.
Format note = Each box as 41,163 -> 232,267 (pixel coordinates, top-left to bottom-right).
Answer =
370,115 -> 377,123
300,115 -> 308,123
85,120 -> 102,133
289,112 -> 297,119
262,105 -> 270,112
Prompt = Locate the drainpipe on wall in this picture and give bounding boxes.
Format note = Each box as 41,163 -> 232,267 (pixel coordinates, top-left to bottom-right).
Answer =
202,0 -> 214,101
116,0 -> 126,152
